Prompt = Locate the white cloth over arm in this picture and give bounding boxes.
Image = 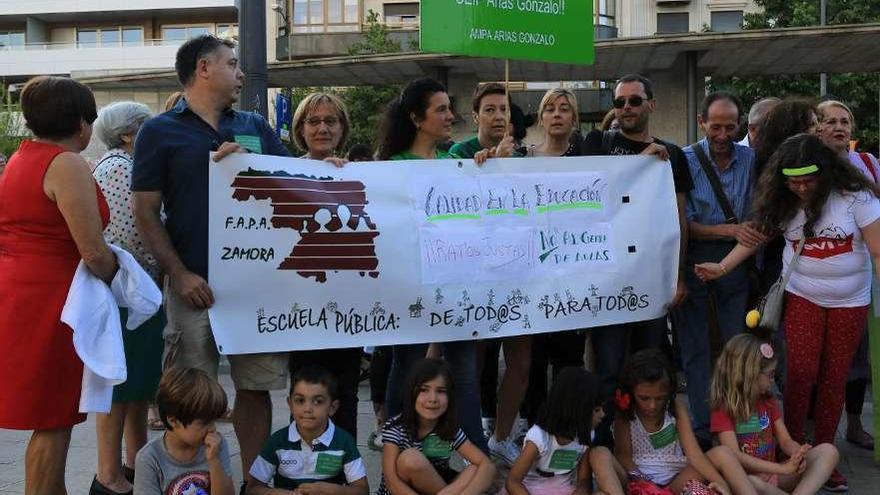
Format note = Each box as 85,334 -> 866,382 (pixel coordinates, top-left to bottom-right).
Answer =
61,244 -> 162,413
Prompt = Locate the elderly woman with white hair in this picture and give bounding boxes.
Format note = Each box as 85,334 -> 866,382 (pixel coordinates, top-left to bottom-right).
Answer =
91,101 -> 163,495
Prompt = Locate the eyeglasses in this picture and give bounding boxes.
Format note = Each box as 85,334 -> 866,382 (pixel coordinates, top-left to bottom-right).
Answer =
305,117 -> 340,127
612,96 -> 646,109
785,176 -> 818,190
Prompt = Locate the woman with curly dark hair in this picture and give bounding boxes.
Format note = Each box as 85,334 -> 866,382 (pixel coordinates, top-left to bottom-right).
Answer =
376,78 -> 489,456
375,77 -> 456,161
752,100 -> 821,292
696,133 -> 880,491
754,100 -> 819,173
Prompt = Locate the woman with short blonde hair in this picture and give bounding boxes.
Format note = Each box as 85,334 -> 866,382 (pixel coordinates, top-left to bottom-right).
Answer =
292,92 -> 350,161
528,88 -> 581,157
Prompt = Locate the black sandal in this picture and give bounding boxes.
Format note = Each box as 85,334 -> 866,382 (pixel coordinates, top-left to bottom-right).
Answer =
89,476 -> 132,495
122,465 -> 135,483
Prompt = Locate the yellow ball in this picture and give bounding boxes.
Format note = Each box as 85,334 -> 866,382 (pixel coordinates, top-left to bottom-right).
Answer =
745,309 -> 761,329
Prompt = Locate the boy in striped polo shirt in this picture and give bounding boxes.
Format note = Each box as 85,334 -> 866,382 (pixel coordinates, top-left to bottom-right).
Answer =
248,366 -> 368,494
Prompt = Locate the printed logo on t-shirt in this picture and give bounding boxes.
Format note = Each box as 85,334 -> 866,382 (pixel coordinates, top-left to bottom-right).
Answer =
799,234 -> 854,259
164,471 -> 210,495
734,411 -> 775,460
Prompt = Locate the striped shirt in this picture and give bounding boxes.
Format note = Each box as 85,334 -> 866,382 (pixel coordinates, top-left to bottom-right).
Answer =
376,415 -> 467,495
684,139 -> 755,225
249,419 -> 366,490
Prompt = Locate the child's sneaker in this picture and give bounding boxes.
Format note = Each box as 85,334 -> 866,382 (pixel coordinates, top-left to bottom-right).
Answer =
481,417 -> 496,439
823,469 -> 848,492
488,436 -> 521,466
368,430 -> 383,451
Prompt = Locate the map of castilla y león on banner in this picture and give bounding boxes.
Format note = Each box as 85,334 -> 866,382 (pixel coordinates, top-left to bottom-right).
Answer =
230,169 -> 380,283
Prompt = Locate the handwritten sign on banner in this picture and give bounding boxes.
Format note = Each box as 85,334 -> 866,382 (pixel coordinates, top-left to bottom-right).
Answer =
207,155 -> 679,354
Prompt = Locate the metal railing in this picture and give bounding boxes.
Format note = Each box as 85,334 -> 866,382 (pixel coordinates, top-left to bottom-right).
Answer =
0,38 -> 184,51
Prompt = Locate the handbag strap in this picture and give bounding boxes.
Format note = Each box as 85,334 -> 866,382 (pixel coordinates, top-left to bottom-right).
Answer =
780,236 -> 806,289
859,152 -> 879,184
692,143 -> 738,224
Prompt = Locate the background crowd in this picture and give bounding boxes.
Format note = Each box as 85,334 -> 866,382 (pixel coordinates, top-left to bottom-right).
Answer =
0,33 -> 877,495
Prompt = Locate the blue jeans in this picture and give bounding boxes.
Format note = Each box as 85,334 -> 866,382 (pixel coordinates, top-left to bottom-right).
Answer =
385,340 -> 488,453
672,241 -> 749,440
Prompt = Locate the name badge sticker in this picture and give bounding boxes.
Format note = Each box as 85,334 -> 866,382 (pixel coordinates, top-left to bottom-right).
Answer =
648,422 -> 678,450
234,134 -> 263,154
422,434 -> 453,459
314,452 -> 343,476
547,448 -> 579,471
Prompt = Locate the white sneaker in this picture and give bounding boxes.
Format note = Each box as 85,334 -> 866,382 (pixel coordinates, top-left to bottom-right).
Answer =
488,436 -> 521,466
481,417 -> 496,439
508,417 -> 529,446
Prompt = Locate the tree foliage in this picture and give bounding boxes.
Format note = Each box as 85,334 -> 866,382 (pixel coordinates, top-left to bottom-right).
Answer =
283,10 -> 400,155
710,0 -> 880,153
0,85 -> 26,157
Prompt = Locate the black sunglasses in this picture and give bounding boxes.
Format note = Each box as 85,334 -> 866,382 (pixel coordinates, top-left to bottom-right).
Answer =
612,96 -> 646,109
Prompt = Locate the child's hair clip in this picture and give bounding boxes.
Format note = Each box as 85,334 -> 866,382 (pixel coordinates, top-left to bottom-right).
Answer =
760,343 -> 774,359
615,388 -> 631,411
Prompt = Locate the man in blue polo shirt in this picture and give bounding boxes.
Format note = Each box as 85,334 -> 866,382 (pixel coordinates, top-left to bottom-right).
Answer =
674,91 -> 765,447
131,35 -> 290,492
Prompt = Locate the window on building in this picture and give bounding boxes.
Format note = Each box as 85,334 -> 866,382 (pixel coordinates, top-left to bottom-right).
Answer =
161,25 -> 215,45
291,0 -> 360,33
0,31 -> 25,49
122,28 -> 144,46
657,12 -> 689,34
597,0 -> 615,26
217,23 -> 239,39
383,2 -> 418,25
100,30 -> 120,46
76,27 -> 143,48
711,10 -> 743,32
76,29 -> 98,48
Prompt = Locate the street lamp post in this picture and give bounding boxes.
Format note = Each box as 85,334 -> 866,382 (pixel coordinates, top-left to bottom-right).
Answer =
272,2 -> 293,61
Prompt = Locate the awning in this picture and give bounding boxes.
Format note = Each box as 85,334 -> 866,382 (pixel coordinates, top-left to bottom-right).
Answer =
75,23 -> 880,90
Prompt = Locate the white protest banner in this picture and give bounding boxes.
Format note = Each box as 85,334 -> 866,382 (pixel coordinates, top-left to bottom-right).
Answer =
208,154 -> 679,354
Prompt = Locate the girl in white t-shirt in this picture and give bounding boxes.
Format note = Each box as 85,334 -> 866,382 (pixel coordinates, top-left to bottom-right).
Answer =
503,367 -> 604,495
696,133 -> 880,491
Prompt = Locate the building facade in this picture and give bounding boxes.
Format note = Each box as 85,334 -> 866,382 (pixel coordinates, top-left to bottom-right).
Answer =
0,1 -> 238,113
268,0 -> 758,143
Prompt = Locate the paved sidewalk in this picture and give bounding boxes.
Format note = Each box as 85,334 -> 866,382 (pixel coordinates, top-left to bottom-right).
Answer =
1,372 -> 877,493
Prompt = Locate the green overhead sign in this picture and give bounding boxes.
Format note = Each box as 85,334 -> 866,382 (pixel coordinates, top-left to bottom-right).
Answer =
420,0 -> 594,65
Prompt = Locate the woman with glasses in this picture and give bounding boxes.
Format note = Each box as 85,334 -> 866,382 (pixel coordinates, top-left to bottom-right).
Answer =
750,100 -> 821,313
817,99 -> 878,453
292,92 -> 350,166
286,92 -> 363,438
695,134 -> 880,492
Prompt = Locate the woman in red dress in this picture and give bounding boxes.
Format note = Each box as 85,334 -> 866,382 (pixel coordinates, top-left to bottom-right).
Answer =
0,76 -> 118,494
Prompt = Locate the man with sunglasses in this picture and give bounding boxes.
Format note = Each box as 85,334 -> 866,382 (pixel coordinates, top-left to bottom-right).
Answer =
674,91 -> 763,449
581,74 -> 693,427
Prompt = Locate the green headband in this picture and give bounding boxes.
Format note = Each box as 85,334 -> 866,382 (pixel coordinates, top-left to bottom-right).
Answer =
782,164 -> 819,177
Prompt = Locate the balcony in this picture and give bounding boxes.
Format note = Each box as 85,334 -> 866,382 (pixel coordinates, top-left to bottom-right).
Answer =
0,40 -> 180,78
276,27 -> 419,60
